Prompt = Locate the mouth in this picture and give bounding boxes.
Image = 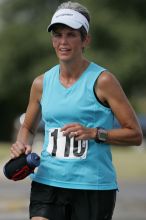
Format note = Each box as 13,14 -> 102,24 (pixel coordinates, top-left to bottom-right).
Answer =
59,48 -> 71,53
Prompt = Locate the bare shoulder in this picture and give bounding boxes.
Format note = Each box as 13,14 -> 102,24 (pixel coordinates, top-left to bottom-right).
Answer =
29,74 -> 44,102
95,70 -> 126,105
97,70 -> 124,96
32,74 -> 44,92
97,71 -> 120,89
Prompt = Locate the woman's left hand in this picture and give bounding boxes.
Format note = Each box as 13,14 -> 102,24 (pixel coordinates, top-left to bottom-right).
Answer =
61,123 -> 96,140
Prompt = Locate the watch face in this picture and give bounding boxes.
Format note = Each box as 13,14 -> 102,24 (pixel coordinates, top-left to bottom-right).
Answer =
98,129 -> 108,141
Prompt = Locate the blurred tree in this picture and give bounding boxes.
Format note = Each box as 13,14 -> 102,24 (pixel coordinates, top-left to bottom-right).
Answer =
0,0 -> 60,140
0,0 -> 145,140
81,0 -> 146,95
104,0 -> 146,20
93,0 -> 146,94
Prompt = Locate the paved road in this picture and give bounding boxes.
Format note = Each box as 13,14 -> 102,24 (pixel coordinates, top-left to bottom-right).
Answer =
0,175 -> 146,220
0,178 -> 30,220
113,180 -> 146,220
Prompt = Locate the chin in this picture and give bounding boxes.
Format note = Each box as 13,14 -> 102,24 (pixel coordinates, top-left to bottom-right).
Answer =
58,56 -> 72,62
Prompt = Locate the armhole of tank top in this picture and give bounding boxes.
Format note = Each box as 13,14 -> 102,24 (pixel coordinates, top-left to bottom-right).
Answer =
40,72 -> 47,105
93,71 -> 110,108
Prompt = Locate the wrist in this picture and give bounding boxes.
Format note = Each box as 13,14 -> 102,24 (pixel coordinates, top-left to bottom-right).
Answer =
94,127 -> 108,143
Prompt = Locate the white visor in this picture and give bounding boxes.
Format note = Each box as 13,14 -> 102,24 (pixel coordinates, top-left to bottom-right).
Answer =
48,9 -> 89,33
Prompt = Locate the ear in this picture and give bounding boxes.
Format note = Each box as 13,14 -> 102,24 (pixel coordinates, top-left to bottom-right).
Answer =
51,35 -> 56,49
82,34 -> 91,49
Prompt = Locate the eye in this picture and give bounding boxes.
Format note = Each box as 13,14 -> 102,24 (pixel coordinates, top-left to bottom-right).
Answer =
52,32 -> 62,38
68,32 -> 78,37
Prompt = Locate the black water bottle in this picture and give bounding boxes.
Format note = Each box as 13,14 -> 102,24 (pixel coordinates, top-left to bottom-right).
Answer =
3,152 -> 40,181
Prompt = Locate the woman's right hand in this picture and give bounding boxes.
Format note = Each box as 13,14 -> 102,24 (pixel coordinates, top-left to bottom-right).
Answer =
10,141 -> 32,158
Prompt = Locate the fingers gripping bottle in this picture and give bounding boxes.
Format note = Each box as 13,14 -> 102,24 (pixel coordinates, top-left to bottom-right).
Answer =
3,153 -> 40,181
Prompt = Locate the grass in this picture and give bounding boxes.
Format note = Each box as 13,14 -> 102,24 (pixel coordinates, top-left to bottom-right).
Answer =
0,142 -> 146,181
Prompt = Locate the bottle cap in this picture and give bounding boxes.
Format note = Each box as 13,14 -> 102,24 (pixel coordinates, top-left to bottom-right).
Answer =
26,153 -> 40,168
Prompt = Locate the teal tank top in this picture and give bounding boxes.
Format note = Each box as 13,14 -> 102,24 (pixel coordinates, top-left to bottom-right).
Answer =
32,62 -> 118,190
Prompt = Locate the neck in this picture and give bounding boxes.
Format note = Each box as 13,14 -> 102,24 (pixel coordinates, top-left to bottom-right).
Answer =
59,58 -> 90,88
59,58 -> 89,79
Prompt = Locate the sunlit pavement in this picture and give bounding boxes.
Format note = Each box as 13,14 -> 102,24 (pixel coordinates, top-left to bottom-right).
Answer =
0,177 -> 146,220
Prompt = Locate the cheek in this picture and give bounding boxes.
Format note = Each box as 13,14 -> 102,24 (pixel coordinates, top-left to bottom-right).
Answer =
52,39 -> 58,50
73,42 -> 84,51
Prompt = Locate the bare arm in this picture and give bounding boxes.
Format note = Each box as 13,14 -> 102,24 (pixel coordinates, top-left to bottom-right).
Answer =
11,74 -> 44,158
94,71 -> 143,146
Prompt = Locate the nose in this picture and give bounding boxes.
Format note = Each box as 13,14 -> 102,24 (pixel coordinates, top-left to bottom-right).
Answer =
60,35 -> 68,44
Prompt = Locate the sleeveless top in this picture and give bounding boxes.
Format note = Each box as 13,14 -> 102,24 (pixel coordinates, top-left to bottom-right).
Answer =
32,62 -> 118,190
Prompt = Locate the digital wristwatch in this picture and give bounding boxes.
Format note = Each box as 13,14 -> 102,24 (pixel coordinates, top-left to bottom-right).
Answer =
95,128 -> 108,143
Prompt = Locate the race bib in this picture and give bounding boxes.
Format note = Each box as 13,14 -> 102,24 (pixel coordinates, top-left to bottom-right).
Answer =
47,128 -> 88,159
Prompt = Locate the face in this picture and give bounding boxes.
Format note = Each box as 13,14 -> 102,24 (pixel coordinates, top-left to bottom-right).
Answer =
51,25 -> 88,63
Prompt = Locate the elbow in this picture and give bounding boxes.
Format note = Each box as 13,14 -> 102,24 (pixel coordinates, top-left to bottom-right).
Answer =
135,130 -> 143,146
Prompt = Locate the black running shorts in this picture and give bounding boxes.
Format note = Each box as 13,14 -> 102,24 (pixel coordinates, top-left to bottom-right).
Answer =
29,181 -> 116,220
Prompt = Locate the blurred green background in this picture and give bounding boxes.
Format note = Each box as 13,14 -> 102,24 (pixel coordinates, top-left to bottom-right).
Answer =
0,0 -> 146,141
0,1 -> 146,219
